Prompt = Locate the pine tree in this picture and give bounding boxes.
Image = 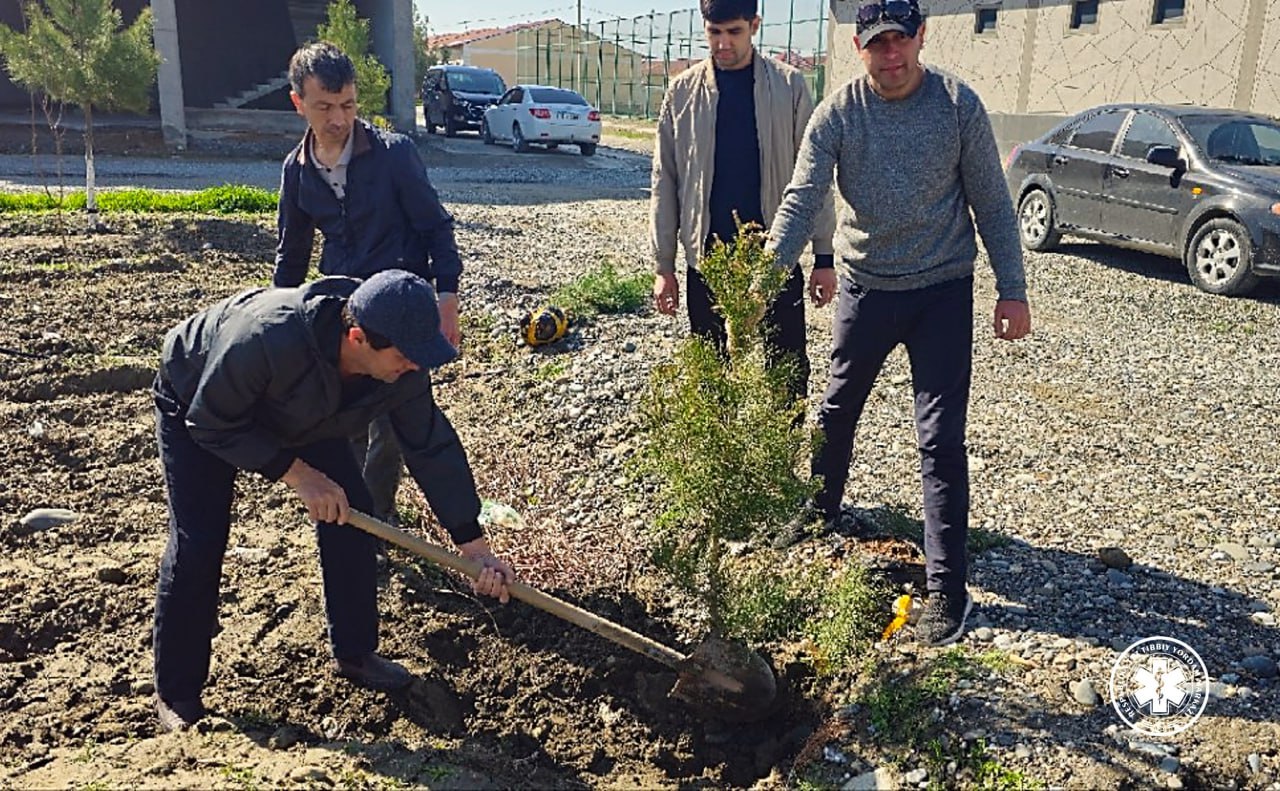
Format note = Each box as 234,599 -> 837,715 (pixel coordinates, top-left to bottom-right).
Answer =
318,0 -> 391,121
0,0 -> 158,227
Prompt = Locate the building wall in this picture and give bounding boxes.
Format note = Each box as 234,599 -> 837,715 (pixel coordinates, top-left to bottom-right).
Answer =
826,0 -> 1280,149
175,0 -> 296,108
460,30 -> 520,85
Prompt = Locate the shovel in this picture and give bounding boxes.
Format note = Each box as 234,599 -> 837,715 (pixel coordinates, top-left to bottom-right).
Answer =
347,510 -> 777,721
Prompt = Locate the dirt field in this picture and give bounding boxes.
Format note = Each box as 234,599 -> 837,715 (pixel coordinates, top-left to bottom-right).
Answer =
2,125 -> 1280,789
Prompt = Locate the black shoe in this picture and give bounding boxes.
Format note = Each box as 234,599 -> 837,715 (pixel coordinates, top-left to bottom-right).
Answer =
916,589 -> 973,647
773,502 -> 839,549
155,696 -> 205,733
332,652 -> 413,692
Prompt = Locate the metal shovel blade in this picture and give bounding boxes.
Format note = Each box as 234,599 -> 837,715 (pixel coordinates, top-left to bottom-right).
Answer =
671,635 -> 778,722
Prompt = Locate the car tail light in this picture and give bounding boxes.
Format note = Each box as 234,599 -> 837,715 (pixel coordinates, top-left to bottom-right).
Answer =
1003,144 -> 1022,171
529,107 -> 550,119
588,110 -> 600,121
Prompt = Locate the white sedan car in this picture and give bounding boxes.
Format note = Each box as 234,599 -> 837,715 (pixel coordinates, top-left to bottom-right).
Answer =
482,84 -> 602,156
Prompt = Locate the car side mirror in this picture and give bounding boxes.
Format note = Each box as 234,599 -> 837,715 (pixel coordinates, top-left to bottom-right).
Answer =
1146,145 -> 1184,170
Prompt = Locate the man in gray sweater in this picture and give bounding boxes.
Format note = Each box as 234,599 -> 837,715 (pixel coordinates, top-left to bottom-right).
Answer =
767,0 -> 1031,646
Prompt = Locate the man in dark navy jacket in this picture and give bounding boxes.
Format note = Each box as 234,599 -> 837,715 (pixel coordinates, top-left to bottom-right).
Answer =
274,41 -> 463,525
151,270 -> 512,733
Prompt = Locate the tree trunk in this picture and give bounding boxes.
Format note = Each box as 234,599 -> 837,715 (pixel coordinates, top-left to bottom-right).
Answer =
83,104 -> 97,232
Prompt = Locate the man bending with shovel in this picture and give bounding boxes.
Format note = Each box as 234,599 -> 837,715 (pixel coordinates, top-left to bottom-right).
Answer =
151,269 -> 513,732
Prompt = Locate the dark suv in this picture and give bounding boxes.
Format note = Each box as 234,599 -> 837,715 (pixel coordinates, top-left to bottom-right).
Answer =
422,65 -> 507,137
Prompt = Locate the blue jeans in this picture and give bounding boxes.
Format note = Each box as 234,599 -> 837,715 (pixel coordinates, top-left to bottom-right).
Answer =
152,378 -> 379,702
812,276 -> 974,595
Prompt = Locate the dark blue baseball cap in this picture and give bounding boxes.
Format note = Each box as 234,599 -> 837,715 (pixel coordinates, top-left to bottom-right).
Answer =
855,0 -> 923,47
347,269 -> 458,369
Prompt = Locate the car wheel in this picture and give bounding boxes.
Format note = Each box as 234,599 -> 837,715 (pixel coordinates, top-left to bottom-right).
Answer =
1186,217 -> 1260,296
444,115 -> 458,138
512,123 -> 529,153
1017,188 -> 1060,251
481,119 -> 494,145
579,143 -> 597,157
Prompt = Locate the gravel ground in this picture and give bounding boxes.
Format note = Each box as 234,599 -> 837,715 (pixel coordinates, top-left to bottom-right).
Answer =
438,158 -> 1280,787
2,133 -> 1278,788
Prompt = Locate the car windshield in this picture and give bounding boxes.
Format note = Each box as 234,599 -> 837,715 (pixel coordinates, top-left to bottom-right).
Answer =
528,88 -> 587,106
1181,115 -> 1280,166
446,71 -> 505,94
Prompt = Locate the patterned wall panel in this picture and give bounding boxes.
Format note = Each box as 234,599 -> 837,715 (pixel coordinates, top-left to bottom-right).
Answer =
923,0 -> 1028,111
1251,0 -> 1280,115
827,0 -> 1270,117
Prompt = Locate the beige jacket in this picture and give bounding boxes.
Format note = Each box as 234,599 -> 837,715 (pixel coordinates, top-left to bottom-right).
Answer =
650,52 -> 835,274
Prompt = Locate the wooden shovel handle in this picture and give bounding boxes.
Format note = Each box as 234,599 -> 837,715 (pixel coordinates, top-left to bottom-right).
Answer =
346,511 -> 689,670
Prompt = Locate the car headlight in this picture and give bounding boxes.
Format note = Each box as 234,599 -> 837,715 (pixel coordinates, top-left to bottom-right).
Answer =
1271,202 -> 1280,217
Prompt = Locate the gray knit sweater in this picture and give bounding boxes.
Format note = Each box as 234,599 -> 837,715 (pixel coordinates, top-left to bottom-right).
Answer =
768,68 -> 1027,302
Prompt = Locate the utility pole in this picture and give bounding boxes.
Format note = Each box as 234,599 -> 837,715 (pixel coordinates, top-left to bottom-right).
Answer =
575,0 -> 583,93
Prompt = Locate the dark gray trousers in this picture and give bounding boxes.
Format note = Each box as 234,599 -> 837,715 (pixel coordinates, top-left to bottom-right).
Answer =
152,378 -> 379,703
811,276 -> 974,595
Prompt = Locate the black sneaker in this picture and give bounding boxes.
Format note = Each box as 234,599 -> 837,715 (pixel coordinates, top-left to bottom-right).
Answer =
155,696 -> 205,733
332,652 -> 413,692
916,589 -> 973,646
772,503 -> 839,549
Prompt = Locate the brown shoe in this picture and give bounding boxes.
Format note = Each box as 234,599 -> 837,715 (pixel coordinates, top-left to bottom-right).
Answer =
155,696 -> 205,733
332,652 -> 413,691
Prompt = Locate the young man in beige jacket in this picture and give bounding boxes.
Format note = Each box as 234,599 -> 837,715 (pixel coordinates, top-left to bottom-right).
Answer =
650,0 -> 836,403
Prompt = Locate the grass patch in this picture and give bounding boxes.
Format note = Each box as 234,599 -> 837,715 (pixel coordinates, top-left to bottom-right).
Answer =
534,358 -> 569,382
218,764 -> 260,791
0,185 -> 277,214
804,563 -> 892,675
604,126 -> 655,140
715,552 -> 891,677
551,260 -> 649,317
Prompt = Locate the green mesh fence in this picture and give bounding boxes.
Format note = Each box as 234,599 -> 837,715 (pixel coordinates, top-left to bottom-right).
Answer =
516,2 -> 829,118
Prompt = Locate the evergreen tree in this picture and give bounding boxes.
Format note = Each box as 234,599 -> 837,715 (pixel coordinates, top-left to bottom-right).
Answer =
0,0 -> 158,225
318,0 -> 391,120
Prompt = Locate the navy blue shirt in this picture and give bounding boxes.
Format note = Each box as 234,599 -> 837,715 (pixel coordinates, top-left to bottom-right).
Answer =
707,65 -> 763,250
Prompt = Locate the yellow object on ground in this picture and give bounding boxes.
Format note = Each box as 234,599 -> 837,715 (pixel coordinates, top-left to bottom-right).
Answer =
881,594 -> 913,641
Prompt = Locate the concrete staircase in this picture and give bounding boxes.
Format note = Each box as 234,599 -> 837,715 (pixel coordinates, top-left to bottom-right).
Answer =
212,71 -> 292,109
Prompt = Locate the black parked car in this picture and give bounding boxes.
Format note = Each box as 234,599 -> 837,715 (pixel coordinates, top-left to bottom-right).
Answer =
1005,103 -> 1280,295
422,65 -> 507,137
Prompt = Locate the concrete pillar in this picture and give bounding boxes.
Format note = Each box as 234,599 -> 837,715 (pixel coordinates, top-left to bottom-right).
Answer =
1013,0 -> 1041,114
367,0 -> 415,132
1234,0 -> 1268,111
151,0 -> 187,149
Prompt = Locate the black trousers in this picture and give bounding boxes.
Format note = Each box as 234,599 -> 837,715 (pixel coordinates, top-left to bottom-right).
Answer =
151,378 -> 379,703
811,276 -> 974,595
686,264 -> 810,404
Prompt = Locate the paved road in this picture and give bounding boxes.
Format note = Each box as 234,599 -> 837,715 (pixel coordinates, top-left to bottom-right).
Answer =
0,110 -> 652,197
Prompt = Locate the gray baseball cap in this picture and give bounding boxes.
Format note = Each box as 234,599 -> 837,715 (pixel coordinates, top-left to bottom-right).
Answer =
347,269 -> 457,369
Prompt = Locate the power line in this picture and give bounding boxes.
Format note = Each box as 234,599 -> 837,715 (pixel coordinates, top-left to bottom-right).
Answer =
454,5 -> 577,30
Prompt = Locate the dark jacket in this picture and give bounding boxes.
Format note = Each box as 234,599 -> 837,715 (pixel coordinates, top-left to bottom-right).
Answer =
159,277 -> 482,543
273,119 -> 463,295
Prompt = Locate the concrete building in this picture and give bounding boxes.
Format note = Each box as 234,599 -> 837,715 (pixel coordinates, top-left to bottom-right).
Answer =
826,0 -> 1279,150
0,0 -> 416,148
